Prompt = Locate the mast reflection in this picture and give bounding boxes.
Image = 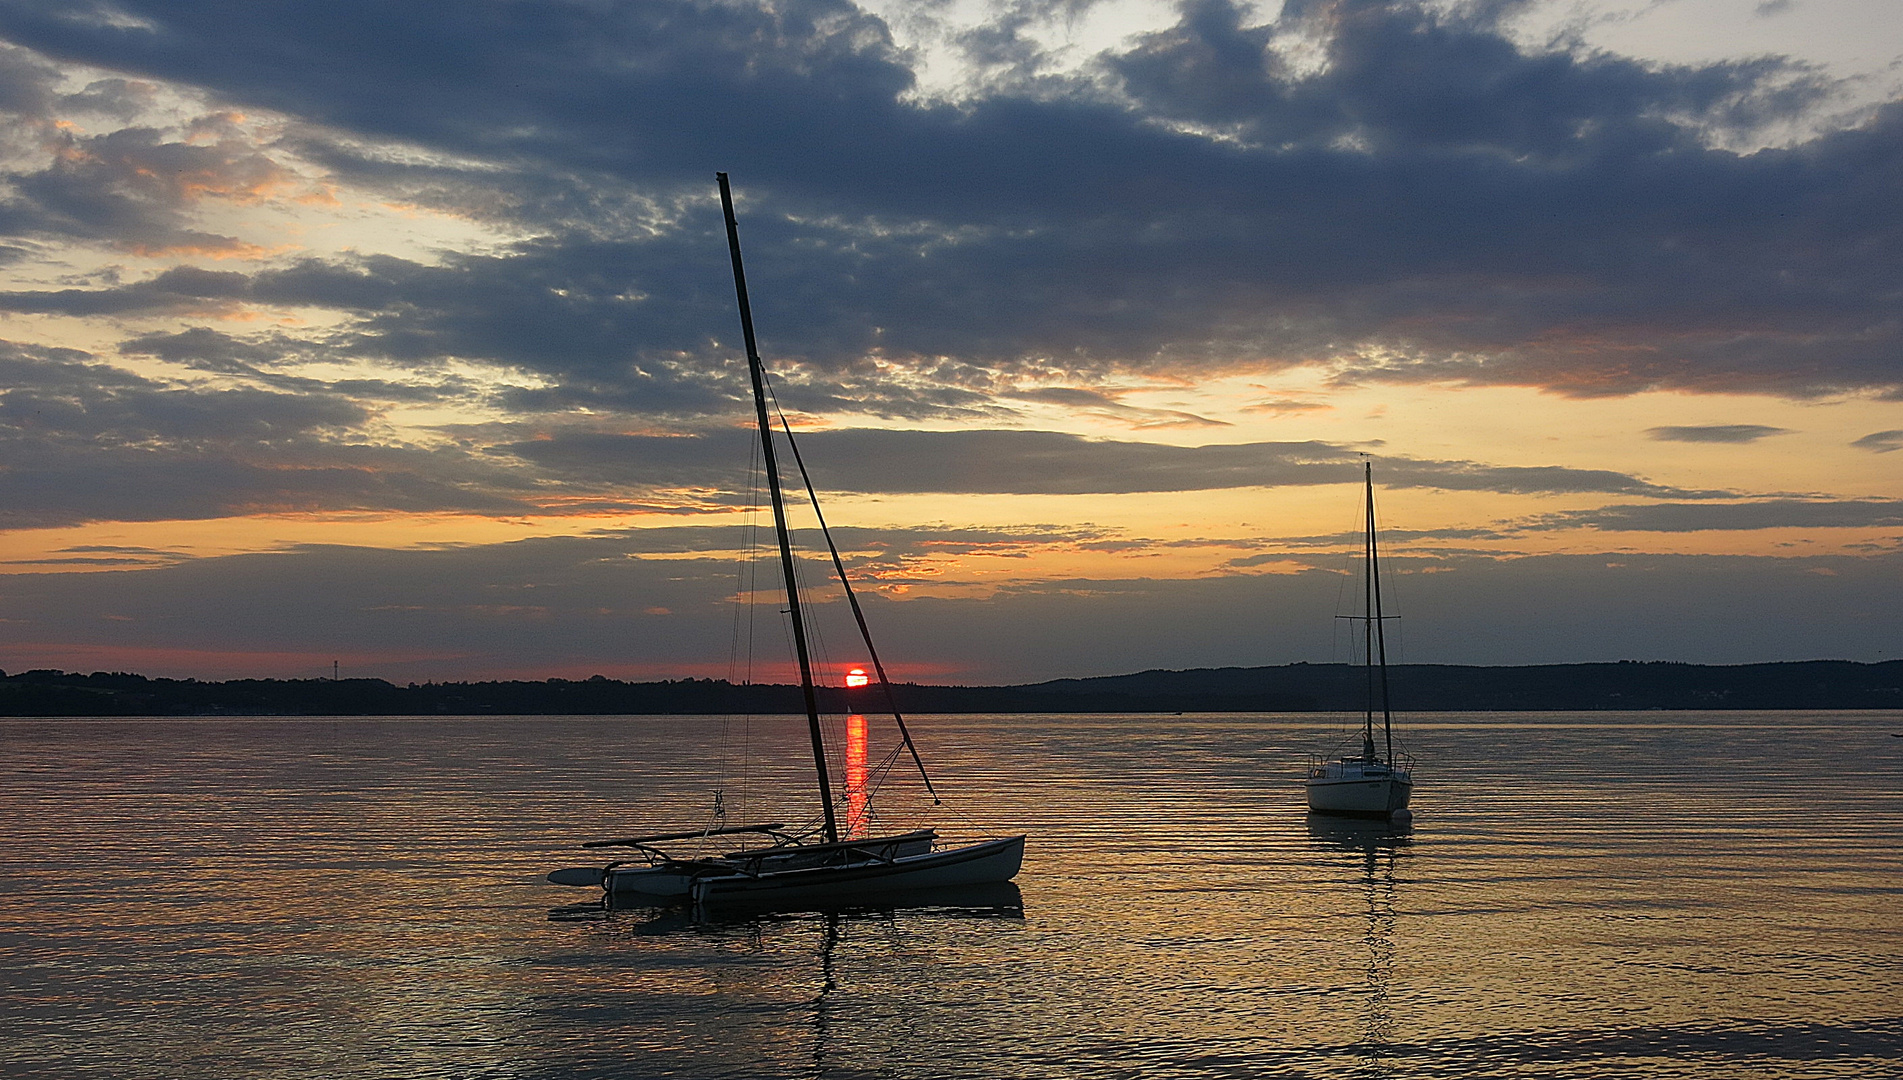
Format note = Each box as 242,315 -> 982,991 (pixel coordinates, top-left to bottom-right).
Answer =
812,912 -> 840,1079
1308,815 -> 1411,1077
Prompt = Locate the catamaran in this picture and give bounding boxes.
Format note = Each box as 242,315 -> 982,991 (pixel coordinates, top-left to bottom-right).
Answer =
547,174 -> 1025,908
1306,462 -> 1414,819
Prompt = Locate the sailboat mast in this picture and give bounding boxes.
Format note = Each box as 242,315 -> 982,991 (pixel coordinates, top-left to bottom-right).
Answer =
1366,461 -> 1395,765
1361,462 -> 1377,761
717,173 -> 840,845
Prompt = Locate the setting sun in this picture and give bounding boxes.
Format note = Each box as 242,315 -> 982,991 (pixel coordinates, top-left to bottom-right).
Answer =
845,668 -> 870,688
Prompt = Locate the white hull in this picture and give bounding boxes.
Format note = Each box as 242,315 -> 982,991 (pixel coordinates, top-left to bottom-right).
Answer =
1307,764 -> 1412,817
691,835 -> 1026,907
604,866 -> 699,898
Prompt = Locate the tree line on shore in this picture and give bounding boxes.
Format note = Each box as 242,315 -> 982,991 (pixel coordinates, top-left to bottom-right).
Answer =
1,659 -> 1898,716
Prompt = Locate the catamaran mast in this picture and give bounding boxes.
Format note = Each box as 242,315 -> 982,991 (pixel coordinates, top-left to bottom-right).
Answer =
717,172 -> 840,845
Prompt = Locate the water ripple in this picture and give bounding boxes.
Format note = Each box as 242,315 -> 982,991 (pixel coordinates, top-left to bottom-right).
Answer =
0,711 -> 1898,1078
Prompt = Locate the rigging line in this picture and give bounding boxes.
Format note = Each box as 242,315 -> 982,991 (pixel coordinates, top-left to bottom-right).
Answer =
755,376 -> 829,652
739,422 -> 767,820
770,405 -> 943,803
928,788 -> 994,838
723,426 -> 766,792
857,744 -> 911,817
760,401 -> 854,701
867,739 -> 906,780
744,427 -> 765,685
754,397 -> 835,716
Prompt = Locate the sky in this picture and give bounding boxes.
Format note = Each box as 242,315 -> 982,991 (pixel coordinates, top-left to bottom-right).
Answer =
0,0 -> 1897,685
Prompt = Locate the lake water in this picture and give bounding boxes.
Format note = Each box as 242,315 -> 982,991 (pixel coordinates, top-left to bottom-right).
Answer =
1,711 -> 1898,1079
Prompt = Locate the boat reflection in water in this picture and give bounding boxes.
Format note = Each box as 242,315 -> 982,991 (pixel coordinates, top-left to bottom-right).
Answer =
549,880 -> 1026,928
802,887 -> 1021,1078
545,878 -> 1025,1078
1309,814 -> 1411,1077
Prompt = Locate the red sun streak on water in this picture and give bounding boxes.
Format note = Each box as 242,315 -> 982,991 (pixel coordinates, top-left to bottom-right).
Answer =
844,712 -> 868,838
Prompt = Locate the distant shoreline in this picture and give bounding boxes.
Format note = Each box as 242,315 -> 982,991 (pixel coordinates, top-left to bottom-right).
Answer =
1,660 -> 1898,716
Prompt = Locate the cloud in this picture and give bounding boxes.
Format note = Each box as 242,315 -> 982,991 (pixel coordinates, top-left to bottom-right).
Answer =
1522,499 -> 1903,533
0,324 -> 1733,527
0,265 -> 251,315
499,427 -> 1716,498
0,339 -> 543,527
1002,385 -> 1228,428
1646,424 -> 1788,443
118,326 -> 284,374
1851,429 -> 1903,453
1117,0 -> 1835,150
0,63 -> 308,256
0,0 -> 1891,402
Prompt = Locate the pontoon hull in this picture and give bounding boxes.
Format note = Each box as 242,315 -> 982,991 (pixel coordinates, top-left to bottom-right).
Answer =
691,835 -> 1026,908
604,866 -> 700,898
591,831 -> 941,899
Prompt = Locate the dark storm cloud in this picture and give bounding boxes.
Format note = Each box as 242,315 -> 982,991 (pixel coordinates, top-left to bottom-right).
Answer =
0,0 -> 1894,400
499,427 -> 1714,497
1523,499 -> 1903,532
1646,424 -> 1789,443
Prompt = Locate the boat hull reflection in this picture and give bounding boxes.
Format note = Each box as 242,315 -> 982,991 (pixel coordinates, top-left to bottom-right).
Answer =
553,880 -> 1027,925
1307,811 -> 1414,850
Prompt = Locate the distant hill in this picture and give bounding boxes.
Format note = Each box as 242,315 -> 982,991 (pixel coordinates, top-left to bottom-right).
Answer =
0,660 -> 1899,716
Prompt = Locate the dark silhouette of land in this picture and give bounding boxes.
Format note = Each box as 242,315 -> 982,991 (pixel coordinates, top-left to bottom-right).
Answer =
1,660 -> 1898,716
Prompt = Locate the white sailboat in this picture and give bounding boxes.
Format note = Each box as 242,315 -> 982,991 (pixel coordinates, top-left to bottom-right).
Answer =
549,174 -> 1025,908
1307,462 -> 1414,820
